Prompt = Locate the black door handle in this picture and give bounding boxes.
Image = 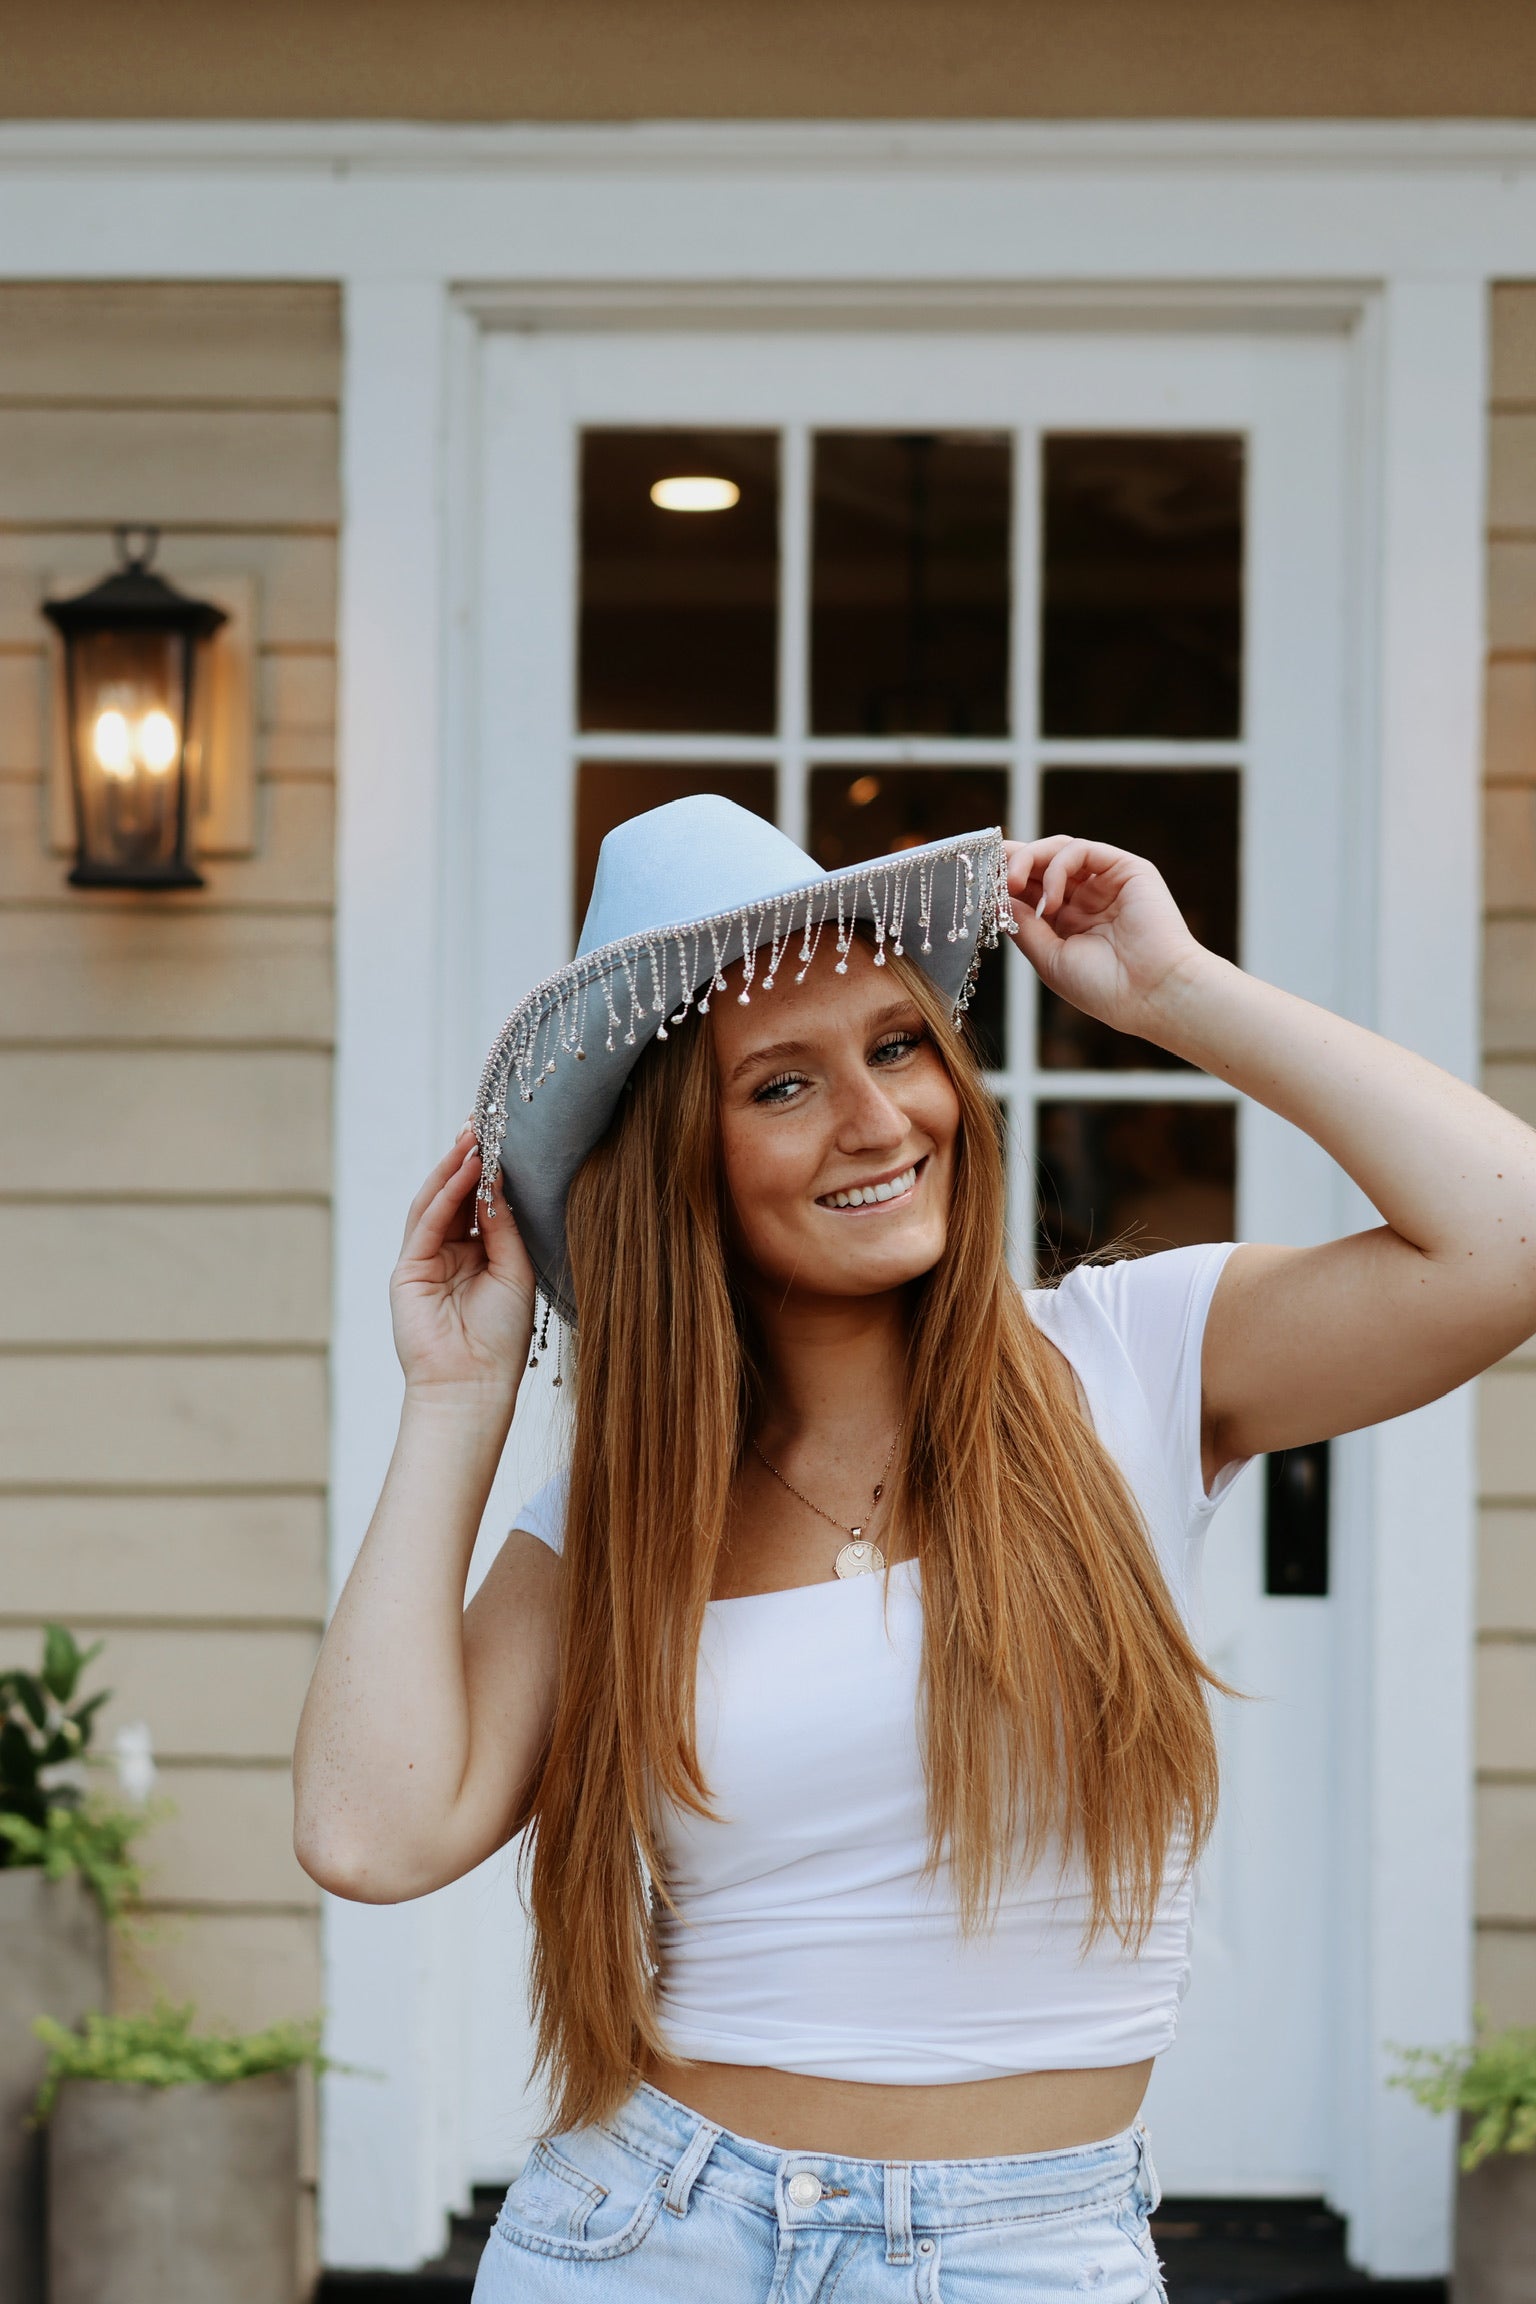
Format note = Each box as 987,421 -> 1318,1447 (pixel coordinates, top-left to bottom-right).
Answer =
1264,1441 -> 1330,1597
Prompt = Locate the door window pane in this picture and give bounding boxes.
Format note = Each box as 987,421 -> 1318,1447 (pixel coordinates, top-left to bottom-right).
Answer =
1041,436 -> 1243,739
1035,1100 -> 1235,1272
811,433 -> 1011,737
575,764 -> 777,931
579,430 -> 779,733
1036,768 -> 1240,1070
808,765 -> 1009,1069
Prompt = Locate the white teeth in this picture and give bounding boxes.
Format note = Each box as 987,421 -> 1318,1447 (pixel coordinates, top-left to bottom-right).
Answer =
820,1165 -> 917,1210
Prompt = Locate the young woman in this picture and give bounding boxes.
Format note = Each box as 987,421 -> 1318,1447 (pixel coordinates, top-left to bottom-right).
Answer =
294,796 -> 1536,2302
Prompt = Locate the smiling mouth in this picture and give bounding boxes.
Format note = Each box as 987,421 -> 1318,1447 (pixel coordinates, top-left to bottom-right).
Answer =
816,1158 -> 923,1212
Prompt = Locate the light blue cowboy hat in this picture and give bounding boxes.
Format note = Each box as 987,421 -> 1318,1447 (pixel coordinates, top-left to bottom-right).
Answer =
472,794 -> 1014,1323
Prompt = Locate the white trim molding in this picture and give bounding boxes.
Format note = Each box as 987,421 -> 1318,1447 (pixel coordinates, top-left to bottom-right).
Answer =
9,115 -> 1536,171
0,118 -> 1499,2277
6,117 -> 1536,282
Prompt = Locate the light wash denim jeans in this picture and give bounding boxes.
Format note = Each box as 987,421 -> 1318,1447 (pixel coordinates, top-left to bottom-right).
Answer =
471,2076 -> 1168,2301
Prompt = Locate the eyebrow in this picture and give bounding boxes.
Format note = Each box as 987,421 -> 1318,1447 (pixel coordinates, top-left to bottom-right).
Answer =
726,999 -> 923,1084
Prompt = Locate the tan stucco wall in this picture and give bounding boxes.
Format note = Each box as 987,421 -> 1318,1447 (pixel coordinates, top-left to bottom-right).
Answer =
1478,288 -> 1536,2026
5,0 -> 1536,120
0,282 -> 338,2277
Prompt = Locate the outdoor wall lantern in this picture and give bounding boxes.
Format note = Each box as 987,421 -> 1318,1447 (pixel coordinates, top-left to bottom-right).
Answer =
43,527 -> 227,890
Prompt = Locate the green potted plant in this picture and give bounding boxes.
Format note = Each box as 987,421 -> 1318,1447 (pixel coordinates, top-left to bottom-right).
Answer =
1392,2018 -> 1536,2304
32,2002 -> 325,2304
0,1625 -> 153,2304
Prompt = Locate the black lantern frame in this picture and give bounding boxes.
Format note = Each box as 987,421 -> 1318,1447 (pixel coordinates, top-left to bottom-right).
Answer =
44,528 -> 227,890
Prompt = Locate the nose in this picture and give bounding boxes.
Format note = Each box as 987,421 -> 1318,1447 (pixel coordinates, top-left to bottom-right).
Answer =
833,1063 -> 910,1156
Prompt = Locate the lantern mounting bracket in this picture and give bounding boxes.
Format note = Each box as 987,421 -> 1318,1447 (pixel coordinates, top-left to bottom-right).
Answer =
113,524 -> 160,575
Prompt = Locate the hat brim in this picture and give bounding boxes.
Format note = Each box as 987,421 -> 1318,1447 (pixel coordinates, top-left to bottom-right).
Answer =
475,827 -> 1014,1324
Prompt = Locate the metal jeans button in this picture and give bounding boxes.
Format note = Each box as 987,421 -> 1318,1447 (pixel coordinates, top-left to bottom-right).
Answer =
786,2171 -> 823,2207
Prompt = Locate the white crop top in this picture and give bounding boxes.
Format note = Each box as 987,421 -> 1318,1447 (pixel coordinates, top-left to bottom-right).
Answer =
513,1241 -> 1252,2084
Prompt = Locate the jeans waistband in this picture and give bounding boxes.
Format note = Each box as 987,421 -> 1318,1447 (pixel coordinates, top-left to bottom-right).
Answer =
598,2078 -> 1160,2267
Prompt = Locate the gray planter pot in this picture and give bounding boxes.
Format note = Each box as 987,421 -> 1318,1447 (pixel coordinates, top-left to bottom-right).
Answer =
47,2067 -> 299,2304
1455,2121 -> 1536,2304
0,1867 -> 109,2304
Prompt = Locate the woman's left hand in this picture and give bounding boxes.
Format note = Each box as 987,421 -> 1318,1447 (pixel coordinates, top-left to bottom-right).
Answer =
1002,835 -> 1210,1044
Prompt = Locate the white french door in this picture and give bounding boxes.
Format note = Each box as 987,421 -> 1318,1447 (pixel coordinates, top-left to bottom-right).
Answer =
458,319 -> 1356,2198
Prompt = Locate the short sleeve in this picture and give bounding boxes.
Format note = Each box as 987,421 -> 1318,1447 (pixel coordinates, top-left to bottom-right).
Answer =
1035,1242 -> 1251,1528
512,1466 -> 570,1556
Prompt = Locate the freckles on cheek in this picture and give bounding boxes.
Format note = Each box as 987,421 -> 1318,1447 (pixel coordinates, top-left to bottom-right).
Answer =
721,1116 -> 815,1261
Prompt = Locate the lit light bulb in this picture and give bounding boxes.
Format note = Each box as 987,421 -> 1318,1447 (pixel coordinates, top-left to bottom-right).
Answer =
649,476 -> 741,513
137,709 -> 179,774
92,708 -> 133,779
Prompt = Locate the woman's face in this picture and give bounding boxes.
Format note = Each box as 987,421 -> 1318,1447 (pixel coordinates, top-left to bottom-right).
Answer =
710,940 -> 961,1303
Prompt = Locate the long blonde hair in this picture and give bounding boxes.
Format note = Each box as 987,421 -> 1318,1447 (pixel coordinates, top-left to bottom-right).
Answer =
521,947 -> 1228,2132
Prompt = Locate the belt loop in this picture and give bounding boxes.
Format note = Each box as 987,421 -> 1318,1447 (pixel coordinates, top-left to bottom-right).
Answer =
662,2114 -> 722,2219
883,2161 -> 913,2265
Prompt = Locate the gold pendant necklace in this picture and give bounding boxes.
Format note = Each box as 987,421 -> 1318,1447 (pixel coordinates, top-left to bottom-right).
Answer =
749,1429 -> 899,1578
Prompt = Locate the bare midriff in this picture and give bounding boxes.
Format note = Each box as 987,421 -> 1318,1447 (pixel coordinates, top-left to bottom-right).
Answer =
635,2051 -> 1155,2160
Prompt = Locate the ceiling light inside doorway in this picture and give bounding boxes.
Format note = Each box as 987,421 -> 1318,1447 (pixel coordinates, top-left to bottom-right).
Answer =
650,476 -> 741,512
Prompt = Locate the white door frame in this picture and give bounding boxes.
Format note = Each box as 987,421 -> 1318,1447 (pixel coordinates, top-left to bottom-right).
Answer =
469,316 -> 1361,2203
0,119 -> 1501,2276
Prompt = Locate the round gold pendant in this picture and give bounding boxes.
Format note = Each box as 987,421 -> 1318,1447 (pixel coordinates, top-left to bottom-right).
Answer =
834,1538 -> 886,1579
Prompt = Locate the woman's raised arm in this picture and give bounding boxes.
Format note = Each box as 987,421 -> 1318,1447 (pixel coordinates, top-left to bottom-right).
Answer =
1006,836 -> 1536,1483
292,1132 -> 558,1903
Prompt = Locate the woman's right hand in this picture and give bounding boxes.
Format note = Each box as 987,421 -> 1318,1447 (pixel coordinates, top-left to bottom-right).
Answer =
389,1131 -> 537,1401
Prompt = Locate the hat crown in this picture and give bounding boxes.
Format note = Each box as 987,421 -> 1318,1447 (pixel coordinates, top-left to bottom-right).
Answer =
578,795 -> 820,959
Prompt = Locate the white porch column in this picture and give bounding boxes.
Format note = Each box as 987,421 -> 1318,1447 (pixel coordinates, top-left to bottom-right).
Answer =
322,275 -> 465,2270
1331,277 -> 1485,2275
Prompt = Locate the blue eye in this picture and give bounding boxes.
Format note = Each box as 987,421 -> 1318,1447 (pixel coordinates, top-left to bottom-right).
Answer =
754,1071 -> 806,1106
750,1028 -> 922,1105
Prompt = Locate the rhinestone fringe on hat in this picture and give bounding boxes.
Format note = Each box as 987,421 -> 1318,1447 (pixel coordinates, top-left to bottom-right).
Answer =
471,831 -> 1016,1224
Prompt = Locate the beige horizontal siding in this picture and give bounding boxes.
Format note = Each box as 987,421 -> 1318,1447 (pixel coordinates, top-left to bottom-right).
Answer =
1478,290 -> 1536,2030
1479,1367 -> 1536,1498
0,909 -> 333,1041
258,648 -> 336,735
1477,1781 -> 1536,1914
0,285 -> 340,404
1481,1508 -> 1536,1631
1484,921 -> 1536,1052
110,1909 -> 322,2032
1488,541 -> 1536,651
1478,1644 -> 1536,1775
0,287 -> 338,2091
1484,660 -> 1536,786
0,650 -> 41,771
1492,286 -> 1536,402
0,408 -> 339,526
1485,1058 -> 1536,1129
0,772 -> 336,906
0,1624 -> 321,1762
0,1354 -> 328,1488
1486,786 -> 1536,910
0,533 -> 337,652
0,1205 -> 330,1345
258,726 -> 336,776
0,1494 -> 326,1620
0,1049 -> 332,1194
1489,411 -> 1536,531
135,1766 -> 319,1906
